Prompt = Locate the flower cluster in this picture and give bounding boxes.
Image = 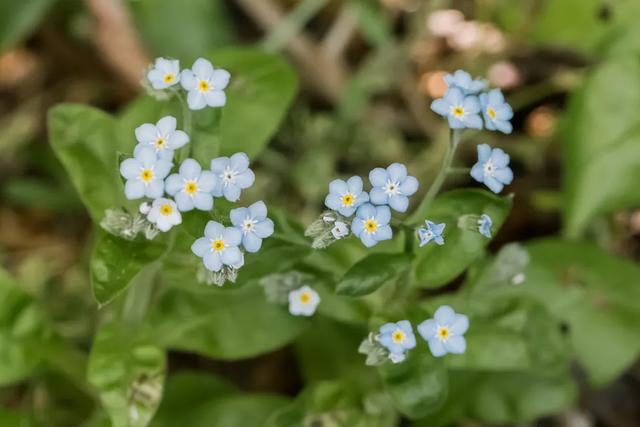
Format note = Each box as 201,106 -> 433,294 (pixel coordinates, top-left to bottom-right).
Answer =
307,163 -> 419,248
360,305 -> 469,364
431,70 -> 513,134
258,271 -> 321,317
147,57 -> 230,111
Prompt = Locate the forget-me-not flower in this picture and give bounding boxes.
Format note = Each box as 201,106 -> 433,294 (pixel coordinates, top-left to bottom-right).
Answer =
147,58 -> 181,90
288,285 -> 321,316
191,221 -> 244,272
369,163 -> 419,213
418,305 -> 469,357
431,87 -> 483,129
181,58 -> 230,110
119,145 -> 172,200
470,143 -> 513,194
480,89 -> 513,134
377,320 -> 416,362
444,69 -> 486,95
324,176 -> 369,217
146,198 -> 182,232
134,116 -> 189,159
210,153 -> 255,202
418,220 -> 445,246
230,201 -> 274,253
351,204 -> 392,248
165,159 -> 216,211
478,214 -> 492,238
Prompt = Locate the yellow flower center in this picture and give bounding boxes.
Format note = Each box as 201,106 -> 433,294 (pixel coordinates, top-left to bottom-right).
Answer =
392,330 -> 405,343
364,219 -> 378,233
211,240 -> 225,251
452,107 -> 465,117
140,169 -> 154,182
155,137 -> 165,148
341,194 -> 354,206
487,107 -> 496,120
184,181 -> 198,194
299,292 -> 311,304
163,73 -> 174,83
437,326 -> 450,340
159,204 -> 173,215
198,80 -> 210,92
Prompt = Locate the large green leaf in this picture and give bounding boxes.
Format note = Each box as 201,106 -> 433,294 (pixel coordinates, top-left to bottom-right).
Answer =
48,105 -> 130,222
91,234 -> 165,306
0,268 -> 51,386
564,56 -> 640,236
412,189 -> 512,288
131,0 -> 234,63
88,323 -> 166,427
0,0 -> 54,53
336,253 -> 412,297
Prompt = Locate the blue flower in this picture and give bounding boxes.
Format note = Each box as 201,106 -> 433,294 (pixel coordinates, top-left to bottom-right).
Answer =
351,204 -> 392,248
210,153 -> 255,202
191,221 -> 244,272
230,201 -> 275,253
470,144 -> 513,194
444,70 -> 486,95
134,116 -> 189,160
119,145 -> 172,200
377,320 -> 416,361
480,89 -> 513,134
418,220 -> 445,246
478,214 -> 492,238
147,57 -> 181,90
165,159 -> 216,211
180,58 -> 230,110
368,163 -> 419,213
324,176 -> 369,217
431,87 -> 483,129
418,305 -> 469,357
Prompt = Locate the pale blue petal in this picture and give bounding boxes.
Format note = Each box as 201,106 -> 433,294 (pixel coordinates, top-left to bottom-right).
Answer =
325,193 -> 341,211
169,130 -> 190,149
444,336 -> 466,354
155,160 -> 173,178
470,163 -> 485,182
329,179 -> 348,195
198,171 -> 216,192
338,206 -> 356,217
164,174 -> 182,195
490,149 -> 510,168
450,314 -> 469,335
417,319 -> 437,340
434,305 -> 455,325
204,221 -> 225,239
463,96 -> 480,113
346,176 -> 363,194
135,123 -> 157,144
229,207 -> 249,227
484,176 -> 504,194
187,91 -> 206,110
430,98 -> 450,116
369,187 -> 388,205
135,146 -> 157,165
369,167 -> 388,186
360,232 -> 377,247
156,116 -> 176,135
210,157 -> 229,173
192,58 -> 214,79
120,158 -> 141,180
465,114 -> 483,129
205,90 -> 226,107
375,205 -> 391,225
399,176 -> 418,196
235,169 -> 255,188
494,167 -> 513,184
229,152 -> 250,172
180,158 -> 201,179
191,238 -> 210,256
351,218 -> 364,236
387,163 -> 407,182
124,180 -> 145,199
448,116 -> 466,129
221,246 -> 242,266
380,323 -> 396,334
488,88 -> 504,104
253,219 -> 273,238
211,69 -> 231,90
145,180 -> 164,199
428,339 -> 447,357
248,201 -> 267,220
223,227 -> 242,246
388,195 -> 409,212
223,184 -> 241,201
203,251 -> 222,272
175,192 -> 194,211
495,120 -> 513,134
193,192 -> 213,210
445,87 -> 464,104
374,224 -> 392,241
180,70 -> 197,90
477,144 -> 492,162
242,232 -> 262,253
356,203 -> 376,219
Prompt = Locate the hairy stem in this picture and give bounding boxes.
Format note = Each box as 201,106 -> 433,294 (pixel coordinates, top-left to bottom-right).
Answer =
175,91 -> 193,160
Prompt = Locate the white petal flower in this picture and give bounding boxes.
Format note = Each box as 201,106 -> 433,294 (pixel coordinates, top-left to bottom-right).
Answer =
180,58 -> 231,111
146,198 -> 182,232
147,58 -> 181,89
288,286 -> 320,316
134,116 -> 189,160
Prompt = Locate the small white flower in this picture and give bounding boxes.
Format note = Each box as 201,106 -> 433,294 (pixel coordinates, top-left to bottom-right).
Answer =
288,285 -> 320,317
146,198 -> 182,232
134,116 -> 189,160
147,58 -> 181,89
139,202 -> 151,215
331,221 -> 349,239
180,58 -> 230,110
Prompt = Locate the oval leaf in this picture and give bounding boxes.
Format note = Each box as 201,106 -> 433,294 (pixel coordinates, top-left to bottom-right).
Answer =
336,253 -> 412,297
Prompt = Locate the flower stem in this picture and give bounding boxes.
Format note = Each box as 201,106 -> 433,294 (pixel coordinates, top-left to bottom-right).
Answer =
409,129 -> 462,223
175,91 -> 193,161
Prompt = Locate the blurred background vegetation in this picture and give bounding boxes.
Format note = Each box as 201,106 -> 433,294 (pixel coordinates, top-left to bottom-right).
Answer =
1,0 -> 639,426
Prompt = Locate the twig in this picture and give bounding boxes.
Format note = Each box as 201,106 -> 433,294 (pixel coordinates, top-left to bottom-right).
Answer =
321,4 -> 359,59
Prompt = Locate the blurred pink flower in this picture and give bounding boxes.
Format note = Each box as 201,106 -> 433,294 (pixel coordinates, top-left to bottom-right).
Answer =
427,9 -> 465,37
488,62 -> 521,89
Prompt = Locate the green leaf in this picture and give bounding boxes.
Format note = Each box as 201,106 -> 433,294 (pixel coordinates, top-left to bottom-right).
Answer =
412,189 -> 512,288
211,48 -> 298,159
336,253 -> 411,297
0,268 -> 51,386
130,0 -> 234,63
0,0 -> 54,53
48,104 -> 129,222
88,323 -> 166,427
564,56 -> 640,236
91,234 -> 165,306
147,281 -> 308,360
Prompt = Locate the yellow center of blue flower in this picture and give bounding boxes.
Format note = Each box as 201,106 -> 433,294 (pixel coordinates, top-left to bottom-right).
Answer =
437,326 -> 450,340
155,137 -> 165,148
211,240 -> 225,251
160,204 -> 173,215
163,73 -> 174,83
198,80 -> 210,92
452,107 -> 465,117
487,107 -> 496,120
342,194 -> 354,206
299,292 -> 311,304
364,219 -> 378,233
184,181 -> 198,194
392,330 -> 405,343
140,169 -> 153,182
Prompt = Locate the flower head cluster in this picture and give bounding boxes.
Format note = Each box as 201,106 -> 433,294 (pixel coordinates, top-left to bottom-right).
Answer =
431,69 -> 513,134
147,57 -> 230,111
360,305 -> 469,365
311,163 -> 419,248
